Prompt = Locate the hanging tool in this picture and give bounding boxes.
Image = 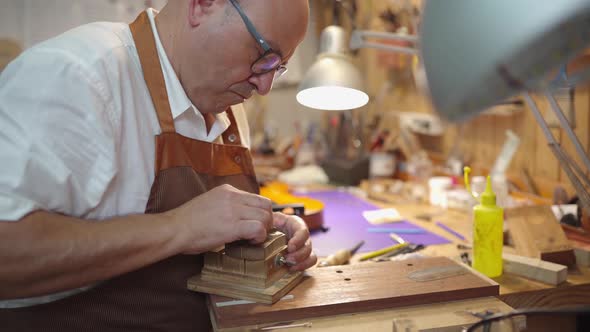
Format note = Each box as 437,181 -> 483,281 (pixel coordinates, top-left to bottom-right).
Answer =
318,241 -> 365,267
373,243 -> 425,262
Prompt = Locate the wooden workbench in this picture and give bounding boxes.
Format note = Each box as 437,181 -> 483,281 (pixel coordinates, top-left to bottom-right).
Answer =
228,181 -> 590,331
357,199 -> 590,309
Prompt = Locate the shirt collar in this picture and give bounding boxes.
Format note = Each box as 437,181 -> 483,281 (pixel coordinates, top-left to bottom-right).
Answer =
144,9 -> 231,138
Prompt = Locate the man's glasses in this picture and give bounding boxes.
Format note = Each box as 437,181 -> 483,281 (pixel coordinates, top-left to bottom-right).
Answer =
228,0 -> 288,79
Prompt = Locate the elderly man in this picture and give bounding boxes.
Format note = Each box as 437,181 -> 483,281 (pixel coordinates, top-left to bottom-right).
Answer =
0,0 -> 315,330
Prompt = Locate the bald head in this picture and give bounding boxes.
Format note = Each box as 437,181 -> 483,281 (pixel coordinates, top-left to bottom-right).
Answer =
231,0 -> 309,56
155,0 -> 309,114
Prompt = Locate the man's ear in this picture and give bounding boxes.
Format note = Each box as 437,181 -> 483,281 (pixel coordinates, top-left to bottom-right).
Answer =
187,0 -> 217,28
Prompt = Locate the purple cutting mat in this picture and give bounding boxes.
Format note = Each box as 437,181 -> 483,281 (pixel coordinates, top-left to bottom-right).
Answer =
297,190 -> 450,256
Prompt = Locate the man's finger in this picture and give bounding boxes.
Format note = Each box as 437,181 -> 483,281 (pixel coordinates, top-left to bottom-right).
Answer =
285,239 -> 312,263
239,207 -> 273,230
237,220 -> 268,244
238,191 -> 273,210
273,213 -> 307,240
287,227 -> 309,252
289,252 -> 318,271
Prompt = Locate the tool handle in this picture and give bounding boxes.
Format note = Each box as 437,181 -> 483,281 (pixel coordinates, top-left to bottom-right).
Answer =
318,250 -> 351,267
359,243 -> 408,261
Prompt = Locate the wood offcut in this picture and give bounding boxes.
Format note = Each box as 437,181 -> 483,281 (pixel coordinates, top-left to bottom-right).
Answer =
506,205 -> 576,266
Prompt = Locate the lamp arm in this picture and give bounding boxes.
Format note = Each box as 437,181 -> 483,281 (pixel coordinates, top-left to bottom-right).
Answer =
548,66 -> 590,90
353,30 -> 419,43
524,92 -> 590,211
545,89 -> 590,173
350,30 -> 419,55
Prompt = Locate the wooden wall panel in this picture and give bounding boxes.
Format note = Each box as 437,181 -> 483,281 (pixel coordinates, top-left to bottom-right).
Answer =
313,1 -> 590,190
558,83 -> 590,184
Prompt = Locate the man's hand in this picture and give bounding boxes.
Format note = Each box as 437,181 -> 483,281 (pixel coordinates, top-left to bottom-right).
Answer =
169,184 -> 274,254
169,184 -> 317,271
272,212 -> 317,271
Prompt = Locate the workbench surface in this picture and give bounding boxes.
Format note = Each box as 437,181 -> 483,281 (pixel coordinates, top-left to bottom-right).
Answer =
351,198 -> 590,309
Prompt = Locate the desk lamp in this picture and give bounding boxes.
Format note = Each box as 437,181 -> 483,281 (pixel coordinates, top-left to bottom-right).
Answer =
298,0 -> 590,208
423,0 -> 590,209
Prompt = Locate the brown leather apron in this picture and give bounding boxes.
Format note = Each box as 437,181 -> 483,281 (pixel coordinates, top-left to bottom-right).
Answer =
0,12 -> 259,332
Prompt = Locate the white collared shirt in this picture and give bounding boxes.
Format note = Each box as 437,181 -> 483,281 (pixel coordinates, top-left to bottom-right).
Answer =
0,9 -> 250,307
0,8 -> 251,221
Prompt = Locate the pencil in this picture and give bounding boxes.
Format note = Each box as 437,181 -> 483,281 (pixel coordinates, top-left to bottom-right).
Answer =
359,243 -> 409,261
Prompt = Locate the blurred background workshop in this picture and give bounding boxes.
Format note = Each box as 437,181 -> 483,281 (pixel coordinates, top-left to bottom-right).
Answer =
2,1 -> 590,331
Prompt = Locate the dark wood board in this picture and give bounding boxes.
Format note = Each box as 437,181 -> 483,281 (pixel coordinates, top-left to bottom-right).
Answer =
208,256 -> 499,329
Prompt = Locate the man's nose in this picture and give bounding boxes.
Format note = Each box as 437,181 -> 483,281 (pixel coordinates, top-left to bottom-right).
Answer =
248,71 -> 275,96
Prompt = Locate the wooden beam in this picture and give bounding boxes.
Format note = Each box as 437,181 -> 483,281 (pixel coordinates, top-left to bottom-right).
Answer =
503,253 -> 567,286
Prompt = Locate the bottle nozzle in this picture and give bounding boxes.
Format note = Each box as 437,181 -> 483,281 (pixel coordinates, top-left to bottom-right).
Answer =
464,166 -> 477,200
481,175 -> 497,206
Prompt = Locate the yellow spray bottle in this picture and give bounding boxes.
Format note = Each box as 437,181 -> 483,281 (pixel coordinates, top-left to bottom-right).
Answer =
464,167 -> 504,278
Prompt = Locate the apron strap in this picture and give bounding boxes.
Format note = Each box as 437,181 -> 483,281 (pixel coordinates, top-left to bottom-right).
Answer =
130,11 -> 175,133
222,108 -> 243,146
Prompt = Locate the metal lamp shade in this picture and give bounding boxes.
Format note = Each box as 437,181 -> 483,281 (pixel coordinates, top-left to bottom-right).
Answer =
420,0 -> 590,122
297,53 -> 368,111
297,25 -> 368,111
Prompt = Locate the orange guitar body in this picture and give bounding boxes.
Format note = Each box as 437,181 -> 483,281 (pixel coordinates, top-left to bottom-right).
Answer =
260,182 -> 325,231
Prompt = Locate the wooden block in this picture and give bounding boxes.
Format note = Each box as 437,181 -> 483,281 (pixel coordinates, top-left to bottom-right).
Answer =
188,270 -> 302,305
503,253 -> 568,285
221,254 -> 245,275
207,257 -> 499,330
201,246 -> 289,288
244,245 -> 287,278
200,266 -> 289,289
575,248 -> 590,267
204,251 -> 223,270
506,205 -> 576,266
200,267 -> 267,288
541,250 -> 576,267
225,231 -> 287,260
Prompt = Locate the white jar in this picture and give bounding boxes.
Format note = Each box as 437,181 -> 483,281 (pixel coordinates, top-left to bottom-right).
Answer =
428,176 -> 453,208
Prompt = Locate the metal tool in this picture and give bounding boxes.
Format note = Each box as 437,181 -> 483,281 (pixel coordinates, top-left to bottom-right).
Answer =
372,233 -> 422,262
318,240 -> 364,267
457,244 -> 472,250
460,252 -> 472,266
275,255 -> 296,268
258,322 -> 312,330
373,243 -> 425,262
